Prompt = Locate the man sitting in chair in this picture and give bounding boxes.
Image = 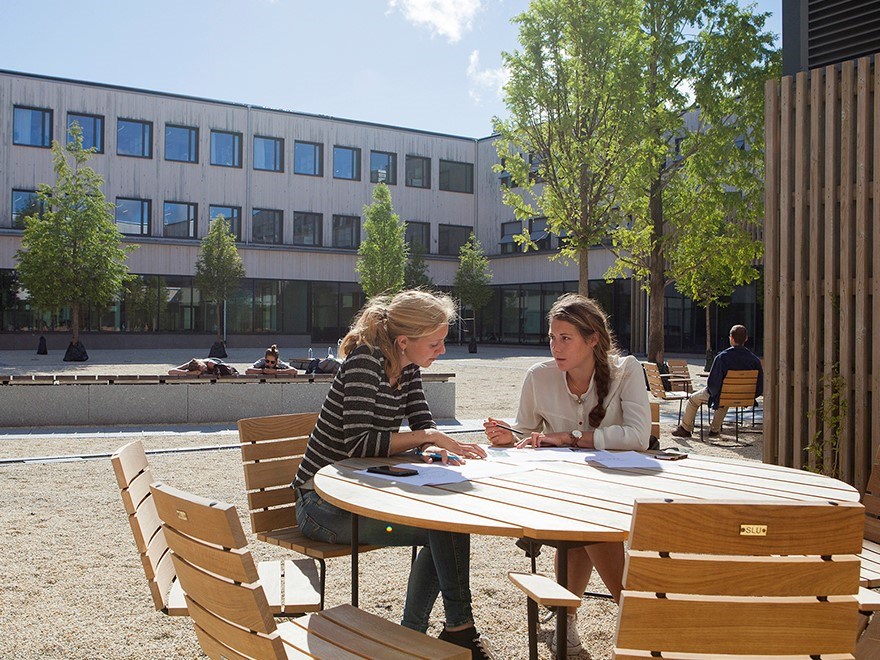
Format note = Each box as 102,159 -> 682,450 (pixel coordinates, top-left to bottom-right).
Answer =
672,324 -> 763,438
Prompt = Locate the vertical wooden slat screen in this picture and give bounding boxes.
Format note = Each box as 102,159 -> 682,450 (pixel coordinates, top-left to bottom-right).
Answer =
765,54 -> 878,493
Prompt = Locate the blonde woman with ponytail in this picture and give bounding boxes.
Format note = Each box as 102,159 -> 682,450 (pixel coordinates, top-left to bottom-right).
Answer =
293,290 -> 493,659
483,293 -> 650,656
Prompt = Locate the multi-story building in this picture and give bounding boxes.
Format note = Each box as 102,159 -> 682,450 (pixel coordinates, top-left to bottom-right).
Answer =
0,69 -> 759,352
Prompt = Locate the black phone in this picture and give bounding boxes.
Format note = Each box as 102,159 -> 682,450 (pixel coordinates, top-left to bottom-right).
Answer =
366,465 -> 419,477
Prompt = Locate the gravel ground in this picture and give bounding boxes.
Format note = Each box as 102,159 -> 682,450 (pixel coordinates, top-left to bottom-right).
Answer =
0,346 -> 762,659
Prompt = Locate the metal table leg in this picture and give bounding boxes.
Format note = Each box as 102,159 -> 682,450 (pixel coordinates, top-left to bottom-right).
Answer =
351,512 -> 359,607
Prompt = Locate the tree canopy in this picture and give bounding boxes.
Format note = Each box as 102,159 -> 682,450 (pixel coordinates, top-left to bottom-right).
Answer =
454,233 -> 493,316
194,215 -> 245,341
356,184 -> 408,297
403,239 -> 434,290
15,123 -> 135,341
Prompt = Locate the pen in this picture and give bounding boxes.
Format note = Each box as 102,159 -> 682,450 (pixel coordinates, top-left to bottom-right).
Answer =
491,422 -> 525,437
416,450 -> 462,461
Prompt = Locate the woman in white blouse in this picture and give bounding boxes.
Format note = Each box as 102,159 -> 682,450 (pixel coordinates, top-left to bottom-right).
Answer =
484,293 -> 650,654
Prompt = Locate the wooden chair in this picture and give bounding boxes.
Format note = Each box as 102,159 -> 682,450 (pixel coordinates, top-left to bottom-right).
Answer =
701,368 -> 759,443
613,498 -> 864,658
643,362 -> 689,424
665,358 -> 693,394
149,481 -> 468,660
111,440 -> 320,617
238,413 -> 384,608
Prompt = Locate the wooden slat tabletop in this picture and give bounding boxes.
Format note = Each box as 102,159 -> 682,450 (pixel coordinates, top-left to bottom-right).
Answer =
314,452 -> 860,543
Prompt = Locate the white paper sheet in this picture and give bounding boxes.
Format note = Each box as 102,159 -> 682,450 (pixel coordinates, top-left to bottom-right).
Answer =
586,450 -> 662,469
486,446 -> 588,463
356,461 -> 535,486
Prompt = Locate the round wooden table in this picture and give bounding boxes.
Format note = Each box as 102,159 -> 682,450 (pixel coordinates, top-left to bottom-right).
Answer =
314,451 -> 859,658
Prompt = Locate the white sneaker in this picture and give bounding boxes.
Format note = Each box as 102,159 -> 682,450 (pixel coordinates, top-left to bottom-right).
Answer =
549,612 -> 582,656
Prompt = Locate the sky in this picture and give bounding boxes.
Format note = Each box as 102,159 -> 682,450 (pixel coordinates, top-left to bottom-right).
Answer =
1,0 -> 782,138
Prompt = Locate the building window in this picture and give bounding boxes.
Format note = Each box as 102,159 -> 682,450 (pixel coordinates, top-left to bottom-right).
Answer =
254,136 -> 284,172
163,201 -> 197,238
333,146 -> 361,180
252,208 -> 283,244
332,214 -> 360,248
294,141 -> 323,176
165,125 -> 199,163
116,198 -> 151,236
67,113 -> 104,152
405,155 -> 431,188
530,218 -> 551,251
438,224 -> 471,256
439,159 -> 474,194
117,119 -> 153,158
209,205 -> 242,241
405,221 -> 430,251
293,212 -> 322,246
370,151 -> 397,184
500,221 -> 521,254
12,190 -> 43,229
210,130 -> 242,168
13,106 -> 53,148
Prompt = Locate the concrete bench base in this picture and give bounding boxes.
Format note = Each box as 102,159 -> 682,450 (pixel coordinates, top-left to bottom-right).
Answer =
0,380 -> 455,427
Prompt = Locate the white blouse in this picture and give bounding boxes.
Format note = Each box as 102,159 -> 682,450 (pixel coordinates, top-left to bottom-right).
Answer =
513,354 -> 651,451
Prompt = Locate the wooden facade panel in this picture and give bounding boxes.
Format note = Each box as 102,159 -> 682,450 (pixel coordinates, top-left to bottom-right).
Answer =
767,53 -> 878,493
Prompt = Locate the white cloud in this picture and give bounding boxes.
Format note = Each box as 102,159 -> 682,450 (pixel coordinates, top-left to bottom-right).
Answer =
466,49 -> 508,104
388,0 -> 483,43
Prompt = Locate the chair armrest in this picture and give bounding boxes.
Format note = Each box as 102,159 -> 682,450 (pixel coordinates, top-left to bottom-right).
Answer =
508,572 -> 581,608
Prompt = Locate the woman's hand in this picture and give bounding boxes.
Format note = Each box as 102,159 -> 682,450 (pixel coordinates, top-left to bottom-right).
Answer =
483,417 -> 515,446
420,429 -> 488,463
515,431 -> 570,449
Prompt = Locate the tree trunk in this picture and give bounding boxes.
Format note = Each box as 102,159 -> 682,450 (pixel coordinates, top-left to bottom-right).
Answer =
578,244 -> 590,296
647,177 -> 665,363
705,304 -> 712,353
71,303 -> 80,343
216,301 -> 223,342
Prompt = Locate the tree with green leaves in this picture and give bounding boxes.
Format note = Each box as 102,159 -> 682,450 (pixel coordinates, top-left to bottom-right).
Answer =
493,0 -> 644,294
606,0 -> 778,361
403,239 -> 434,290
194,215 -> 245,342
356,183 -> 407,297
15,123 -> 135,343
454,233 -> 493,339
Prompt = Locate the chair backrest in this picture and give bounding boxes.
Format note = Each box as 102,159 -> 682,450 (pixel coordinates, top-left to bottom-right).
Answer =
238,413 -> 320,535
864,446 -> 880,543
665,358 -> 692,392
111,440 -> 183,614
150,482 -> 287,659
614,498 -> 864,658
717,369 -> 758,408
642,362 -> 668,400
649,402 -> 660,440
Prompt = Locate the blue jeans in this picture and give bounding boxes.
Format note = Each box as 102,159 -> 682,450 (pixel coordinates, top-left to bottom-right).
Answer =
296,489 -> 473,632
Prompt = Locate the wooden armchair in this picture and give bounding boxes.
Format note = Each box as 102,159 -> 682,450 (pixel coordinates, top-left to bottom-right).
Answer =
665,358 -> 694,393
613,498 -> 864,658
705,368 -> 759,443
150,481 -> 468,659
643,362 -> 689,425
111,440 -> 320,617
238,413 -> 386,608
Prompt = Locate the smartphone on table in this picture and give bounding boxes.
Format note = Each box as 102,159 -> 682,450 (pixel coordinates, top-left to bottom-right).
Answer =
366,465 -> 419,477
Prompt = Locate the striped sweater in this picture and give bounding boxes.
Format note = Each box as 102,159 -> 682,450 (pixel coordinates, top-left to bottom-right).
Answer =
293,344 -> 436,490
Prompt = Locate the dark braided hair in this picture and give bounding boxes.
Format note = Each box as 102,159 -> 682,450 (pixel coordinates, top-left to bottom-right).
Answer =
548,293 -> 618,428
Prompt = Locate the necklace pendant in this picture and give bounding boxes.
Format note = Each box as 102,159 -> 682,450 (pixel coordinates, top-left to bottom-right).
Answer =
576,397 -> 584,405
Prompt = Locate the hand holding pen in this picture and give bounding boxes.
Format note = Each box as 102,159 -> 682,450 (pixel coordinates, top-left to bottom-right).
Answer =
483,417 -> 524,446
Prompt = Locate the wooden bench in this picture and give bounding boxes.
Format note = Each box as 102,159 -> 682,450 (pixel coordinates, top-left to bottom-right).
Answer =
508,572 -> 581,660
111,440 -> 321,616
614,499 -> 863,658
238,413 -> 388,609
151,481 -> 467,659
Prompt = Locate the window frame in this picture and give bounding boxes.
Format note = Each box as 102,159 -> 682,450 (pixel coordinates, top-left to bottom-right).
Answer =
252,208 -> 284,245
331,214 -> 360,249
405,221 -> 430,252
253,135 -> 284,172
293,211 -> 323,246
293,140 -> 324,177
438,224 -> 472,256
210,130 -> 243,168
117,118 -> 153,159
67,112 -> 104,153
209,205 -> 242,241
405,155 -> 431,189
164,124 -> 200,164
162,201 -> 198,239
11,189 -> 44,229
370,150 -> 397,185
438,159 -> 474,194
332,145 -> 361,181
13,106 -> 53,148
115,197 -> 152,236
